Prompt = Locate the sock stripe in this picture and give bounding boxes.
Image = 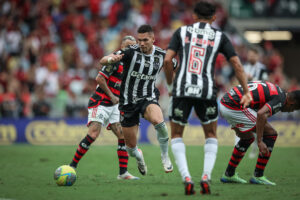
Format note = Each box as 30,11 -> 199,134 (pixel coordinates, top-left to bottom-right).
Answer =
118,139 -> 125,144
77,147 -> 88,154
76,150 -> 84,156
86,135 -> 95,143
229,161 -> 238,167
119,159 -> 128,163
119,164 -> 127,168
255,164 -> 265,169
117,151 -> 128,157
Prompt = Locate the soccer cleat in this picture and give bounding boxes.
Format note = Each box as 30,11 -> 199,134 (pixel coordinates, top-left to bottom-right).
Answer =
137,149 -> 147,175
220,173 -> 247,184
249,176 -> 276,185
117,171 -> 140,180
161,154 -> 173,173
200,174 -> 211,194
184,177 -> 195,195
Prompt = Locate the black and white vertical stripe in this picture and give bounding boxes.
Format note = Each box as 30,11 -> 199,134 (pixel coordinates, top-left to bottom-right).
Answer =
173,22 -> 223,100
120,45 -> 165,105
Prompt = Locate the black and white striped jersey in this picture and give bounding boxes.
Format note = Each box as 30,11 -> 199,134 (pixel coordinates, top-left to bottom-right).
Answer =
119,44 -> 175,106
168,22 -> 236,100
244,62 -> 268,81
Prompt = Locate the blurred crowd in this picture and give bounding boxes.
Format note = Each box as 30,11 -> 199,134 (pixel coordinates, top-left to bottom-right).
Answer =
0,0 -> 299,119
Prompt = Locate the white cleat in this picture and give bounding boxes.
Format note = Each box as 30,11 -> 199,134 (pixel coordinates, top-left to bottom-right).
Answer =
117,171 -> 140,180
161,154 -> 173,173
137,149 -> 147,175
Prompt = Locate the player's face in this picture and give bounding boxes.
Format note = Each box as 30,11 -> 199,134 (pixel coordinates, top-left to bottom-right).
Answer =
247,50 -> 259,65
281,98 -> 299,112
137,32 -> 154,54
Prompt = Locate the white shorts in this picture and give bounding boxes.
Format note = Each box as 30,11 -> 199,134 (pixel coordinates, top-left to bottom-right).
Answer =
87,104 -> 120,127
219,103 -> 257,133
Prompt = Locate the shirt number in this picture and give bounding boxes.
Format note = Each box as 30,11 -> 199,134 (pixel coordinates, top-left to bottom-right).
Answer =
188,46 -> 205,75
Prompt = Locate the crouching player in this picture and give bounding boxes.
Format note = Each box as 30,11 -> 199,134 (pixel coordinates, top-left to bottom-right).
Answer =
69,36 -> 139,180
220,81 -> 300,185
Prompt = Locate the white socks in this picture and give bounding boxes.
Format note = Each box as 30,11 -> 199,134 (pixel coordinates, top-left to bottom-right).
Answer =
202,138 -> 218,180
171,138 -> 191,181
126,146 -> 142,161
155,122 -> 169,156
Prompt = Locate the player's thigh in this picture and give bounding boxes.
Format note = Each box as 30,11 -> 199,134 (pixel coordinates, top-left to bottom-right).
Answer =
233,127 -> 255,140
119,104 -> 140,128
194,99 -> 218,125
169,97 -> 193,125
122,125 -> 139,147
143,102 -> 164,125
219,103 -> 257,133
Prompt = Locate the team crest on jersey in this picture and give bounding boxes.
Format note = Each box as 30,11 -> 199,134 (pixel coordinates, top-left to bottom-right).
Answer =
153,56 -> 161,69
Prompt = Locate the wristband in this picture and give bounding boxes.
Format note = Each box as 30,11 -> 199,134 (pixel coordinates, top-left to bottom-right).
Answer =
107,57 -> 113,64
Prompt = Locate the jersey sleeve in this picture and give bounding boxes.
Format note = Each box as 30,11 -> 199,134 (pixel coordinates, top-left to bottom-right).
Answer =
119,46 -> 135,66
265,93 -> 286,116
167,28 -> 182,52
219,33 -> 237,60
99,64 -> 117,79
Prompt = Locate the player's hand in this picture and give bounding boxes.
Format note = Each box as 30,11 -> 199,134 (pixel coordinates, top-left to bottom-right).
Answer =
110,96 -> 119,105
240,92 -> 252,109
108,54 -> 124,64
258,141 -> 269,156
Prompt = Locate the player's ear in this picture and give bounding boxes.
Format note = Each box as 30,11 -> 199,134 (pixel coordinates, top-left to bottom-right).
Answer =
192,13 -> 198,21
210,15 -> 216,24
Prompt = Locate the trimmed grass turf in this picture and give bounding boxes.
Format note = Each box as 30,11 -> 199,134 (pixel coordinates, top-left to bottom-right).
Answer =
0,144 -> 299,200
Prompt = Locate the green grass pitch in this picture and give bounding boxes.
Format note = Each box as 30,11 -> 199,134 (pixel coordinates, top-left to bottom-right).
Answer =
0,144 -> 299,200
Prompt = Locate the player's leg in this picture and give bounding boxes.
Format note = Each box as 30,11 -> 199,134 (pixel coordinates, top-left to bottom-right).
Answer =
70,121 -> 101,168
110,122 -> 139,180
194,99 -> 219,194
169,97 -> 195,195
250,122 -> 277,185
143,102 -> 173,172
120,107 -> 147,175
219,104 -> 256,183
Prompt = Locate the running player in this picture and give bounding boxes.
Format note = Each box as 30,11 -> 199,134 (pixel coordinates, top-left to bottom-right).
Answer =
220,81 -> 300,185
69,36 -> 139,180
163,1 -> 252,195
100,25 -> 176,176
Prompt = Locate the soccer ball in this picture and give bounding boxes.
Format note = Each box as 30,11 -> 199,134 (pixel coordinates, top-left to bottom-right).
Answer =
54,165 -> 77,186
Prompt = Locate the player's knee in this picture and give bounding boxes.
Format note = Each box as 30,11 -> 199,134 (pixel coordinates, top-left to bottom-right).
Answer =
88,122 -> 101,139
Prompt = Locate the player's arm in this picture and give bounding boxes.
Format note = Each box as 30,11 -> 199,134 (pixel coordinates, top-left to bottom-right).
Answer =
96,73 -> 119,105
100,53 -> 124,65
230,56 -> 252,107
256,104 -> 271,155
220,33 -> 252,108
163,49 -> 177,92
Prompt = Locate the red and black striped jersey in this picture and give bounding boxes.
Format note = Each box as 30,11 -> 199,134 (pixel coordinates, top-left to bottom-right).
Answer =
88,62 -> 123,108
221,81 -> 286,116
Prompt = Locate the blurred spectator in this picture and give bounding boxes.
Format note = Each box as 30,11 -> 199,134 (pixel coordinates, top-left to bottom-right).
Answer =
0,0 -> 298,119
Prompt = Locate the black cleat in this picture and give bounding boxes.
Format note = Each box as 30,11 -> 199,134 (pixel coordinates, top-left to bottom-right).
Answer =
200,174 -> 211,194
184,177 -> 195,195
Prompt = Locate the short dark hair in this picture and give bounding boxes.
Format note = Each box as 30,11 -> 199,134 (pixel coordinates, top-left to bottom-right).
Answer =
137,25 -> 153,34
248,46 -> 260,54
194,1 -> 216,20
289,90 -> 300,109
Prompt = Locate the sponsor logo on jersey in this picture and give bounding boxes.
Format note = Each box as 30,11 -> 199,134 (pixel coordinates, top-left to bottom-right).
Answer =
105,65 -> 113,73
273,102 -> 282,113
185,85 -> 202,95
186,26 -> 215,39
131,71 -> 156,80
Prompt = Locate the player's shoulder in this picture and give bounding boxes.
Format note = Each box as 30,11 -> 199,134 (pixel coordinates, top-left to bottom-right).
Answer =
154,45 -> 166,54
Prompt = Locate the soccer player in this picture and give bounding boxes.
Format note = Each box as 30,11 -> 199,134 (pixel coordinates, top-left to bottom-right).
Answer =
163,1 -> 252,195
69,35 -> 139,180
100,25 -> 176,176
220,81 -> 300,185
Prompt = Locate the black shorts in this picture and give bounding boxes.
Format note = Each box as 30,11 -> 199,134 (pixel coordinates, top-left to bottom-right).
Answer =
119,100 -> 160,127
169,97 -> 218,125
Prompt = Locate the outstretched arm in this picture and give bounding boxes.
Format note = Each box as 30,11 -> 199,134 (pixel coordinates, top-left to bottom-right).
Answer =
230,56 -> 252,108
100,53 -> 124,65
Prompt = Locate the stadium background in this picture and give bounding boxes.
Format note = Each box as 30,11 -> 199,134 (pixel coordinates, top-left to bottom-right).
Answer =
0,0 -> 300,147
